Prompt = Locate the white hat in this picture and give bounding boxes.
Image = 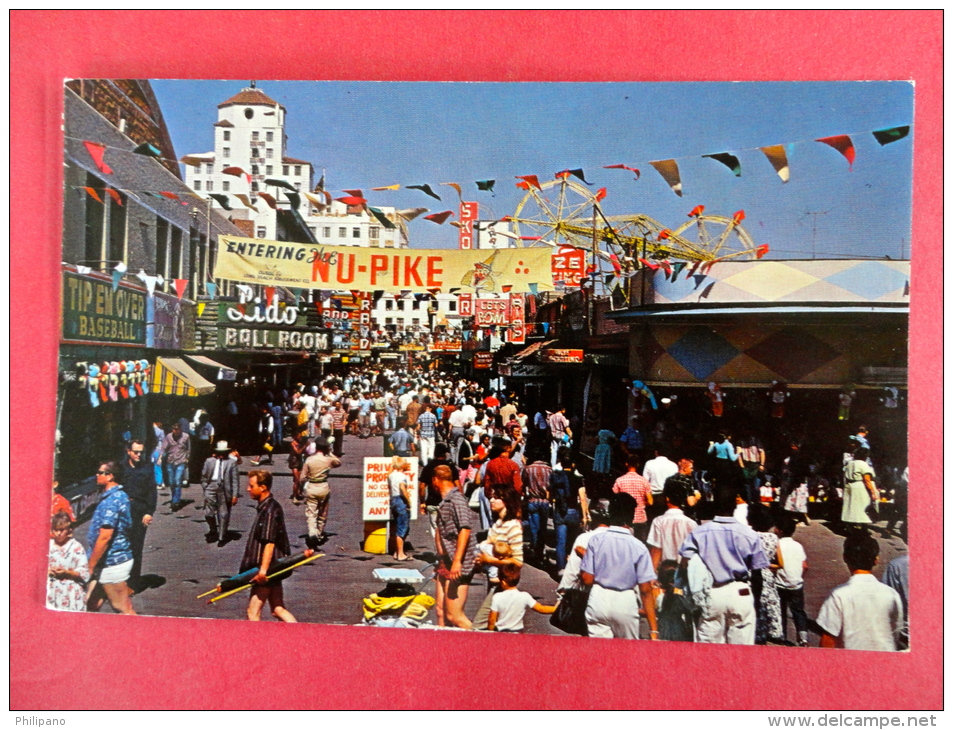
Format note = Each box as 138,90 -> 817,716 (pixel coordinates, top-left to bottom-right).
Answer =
214,440 -> 231,452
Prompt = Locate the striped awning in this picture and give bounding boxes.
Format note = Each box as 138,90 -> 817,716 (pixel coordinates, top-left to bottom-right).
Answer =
151,357 -> 216,396
185,354 -> 237,381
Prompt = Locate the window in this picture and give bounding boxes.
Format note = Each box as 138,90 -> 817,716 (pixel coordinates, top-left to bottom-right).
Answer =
385,300 -> 393,310
282,165 -> 289,175
308,226 -> 316,238
323,227 -> 331,238
244,108 -> 254,119
338,227 -> 347,238
207,180 -> 213,191
169,228 -> 183,279
250,196 -> 257,204
223,147 -> 230,158
194,180 -> 202,190
352,227 -> 360,238
206,164 -> 213,174
223,130 -> 231,141
294,165 -> 301,175
412,318 -> 421,327
222,180 -> 230,192
265,165 -> 272,175
449,301 -> 457,311
251,182 -> 259,192
265,148 -> 273,158
252,131 -> 259,141
369,226 -> 380,239
266,131 -> 273,142
251,148 -> 259,158
385,317 -> 393,325
295,182 -> 301,191
412,301 -> 420,310
257,227 -> 267,238
399,300 -> 407,310
83,173 -> 105,264
155,217 -> 169,280
251,164 -> 259,175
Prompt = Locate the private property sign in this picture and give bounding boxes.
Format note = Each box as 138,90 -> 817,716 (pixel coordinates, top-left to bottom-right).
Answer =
362,457 -> 418,521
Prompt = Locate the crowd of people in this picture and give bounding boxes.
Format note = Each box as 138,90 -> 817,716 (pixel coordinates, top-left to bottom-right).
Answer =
47,363 -> 908,651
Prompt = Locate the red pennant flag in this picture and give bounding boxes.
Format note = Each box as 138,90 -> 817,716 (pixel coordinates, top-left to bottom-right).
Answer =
342,189 -> 363,197
660,260 -> 672,275
515,175 -> 542,190
595,187 -> 607,201
515,181 -> 530,190
83,141 -> 113,175
609,253 -> 622,274
639,258 -> 660,271
264,286 -> 276,306
222,166 -> 246,178
816,135 -> 856,169
159,191 -> 179,201
603,164 -> 640,180
501,284 -> 513,293
424,211 -> 454,225
83,187 -> 103,204
174,279 -> 188,299
555,170 -> 571,179
732,210 -> 745,224
336,196 -> 367,206
688,205 -> 705,217
105,188 -> 123,206
258,192 -> 277,209
658,229 -> 671,240
755,244 -> 770,259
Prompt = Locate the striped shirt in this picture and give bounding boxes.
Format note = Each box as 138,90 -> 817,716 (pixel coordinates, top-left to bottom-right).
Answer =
522,460 -> 552,501
240,495 -> 291,574
612,471 -> 651,524
436,489 -> 478,576
485,518 -> 524,563
330,408 -> 348,430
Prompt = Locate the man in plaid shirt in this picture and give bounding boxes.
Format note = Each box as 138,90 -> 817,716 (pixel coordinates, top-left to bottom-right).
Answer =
612,453 -> 653,543
416,403 -> 439,466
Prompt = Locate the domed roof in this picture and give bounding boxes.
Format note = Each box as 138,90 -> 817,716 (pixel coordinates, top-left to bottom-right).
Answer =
218,87 -> 284,109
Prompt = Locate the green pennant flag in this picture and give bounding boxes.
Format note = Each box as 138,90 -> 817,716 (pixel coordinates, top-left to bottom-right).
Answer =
476,180 -> 495,192
703,152 -> 742,176
872,126 -> 910,146
209,193 -> 232,210
368,206 -> 397,230
671,261 -> 687,279
264,178 -> 298,193
132,142 -> 161,157
284,191 -> 301,209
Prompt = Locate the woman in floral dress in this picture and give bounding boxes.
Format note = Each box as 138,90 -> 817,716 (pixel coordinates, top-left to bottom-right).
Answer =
47,512 -> 89,611
748,504 -> 783,644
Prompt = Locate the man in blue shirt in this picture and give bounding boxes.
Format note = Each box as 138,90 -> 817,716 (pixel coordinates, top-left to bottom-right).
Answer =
580,492 -> 658,640
87,461 -> 137,614
679,489 -> 768,644
416,403 -> 439,466
388,425 -> 416,458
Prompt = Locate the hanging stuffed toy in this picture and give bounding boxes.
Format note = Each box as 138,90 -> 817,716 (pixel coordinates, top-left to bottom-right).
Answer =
98,362 -> 110,402
707,382 -> 725,417
140,359 -> 151,394
107,361 -> 120,401
76,361 -> 89,401
630,379 -> 658,410
133,360 -> 145,396
86,363 -> 100,408
838,386 -> 856,421
118,360 -> 130,399
125,360 -> 137,398
881,386 -> 900,409
768,380 -> 789,418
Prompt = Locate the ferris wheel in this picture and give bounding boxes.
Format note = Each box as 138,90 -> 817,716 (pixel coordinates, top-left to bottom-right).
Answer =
507,176 -> 760,280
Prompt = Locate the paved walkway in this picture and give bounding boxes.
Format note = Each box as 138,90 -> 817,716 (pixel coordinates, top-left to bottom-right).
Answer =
78,435 -> 907,642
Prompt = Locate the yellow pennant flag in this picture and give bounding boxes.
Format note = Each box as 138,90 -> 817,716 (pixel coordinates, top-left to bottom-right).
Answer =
235,194 -> 259,212
371,184 -> 400,191
197,302 -> 206,316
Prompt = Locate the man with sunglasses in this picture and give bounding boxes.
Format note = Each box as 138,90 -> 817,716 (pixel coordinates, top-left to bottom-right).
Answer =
118,440 -> 157,593
87,461 -> 136,614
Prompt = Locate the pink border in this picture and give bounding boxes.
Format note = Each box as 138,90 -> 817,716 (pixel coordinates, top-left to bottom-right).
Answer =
11,10 -> 941,710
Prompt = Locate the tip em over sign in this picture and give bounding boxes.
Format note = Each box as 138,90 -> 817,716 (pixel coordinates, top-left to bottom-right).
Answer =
214,236 -> 553,295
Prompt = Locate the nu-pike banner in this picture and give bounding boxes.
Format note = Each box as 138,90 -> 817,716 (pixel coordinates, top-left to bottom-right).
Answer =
213,236 -> 554,294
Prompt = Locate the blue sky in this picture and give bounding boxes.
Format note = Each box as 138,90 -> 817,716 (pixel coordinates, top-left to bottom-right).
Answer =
152,80 -> 913,258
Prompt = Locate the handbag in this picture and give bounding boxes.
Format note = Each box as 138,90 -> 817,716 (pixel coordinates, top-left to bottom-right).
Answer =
549,586 -> 590,636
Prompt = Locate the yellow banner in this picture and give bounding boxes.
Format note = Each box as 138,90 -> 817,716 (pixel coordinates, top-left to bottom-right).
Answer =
213,236 -> 554,294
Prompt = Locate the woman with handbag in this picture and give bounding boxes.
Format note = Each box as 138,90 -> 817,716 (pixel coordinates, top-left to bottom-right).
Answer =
472,486 -> 523,630
841,447 -> 878,527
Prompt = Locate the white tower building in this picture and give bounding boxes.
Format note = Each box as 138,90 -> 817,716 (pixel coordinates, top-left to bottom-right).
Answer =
182,83 -> 407,249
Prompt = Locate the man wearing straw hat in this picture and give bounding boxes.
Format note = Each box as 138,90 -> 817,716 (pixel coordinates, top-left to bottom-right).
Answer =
201,440 -> 239,547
